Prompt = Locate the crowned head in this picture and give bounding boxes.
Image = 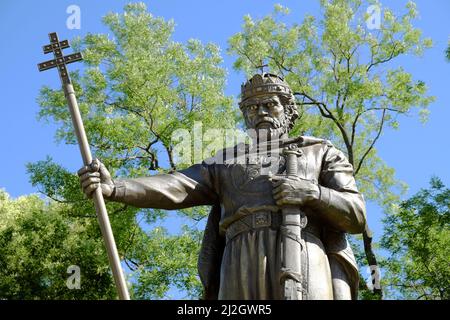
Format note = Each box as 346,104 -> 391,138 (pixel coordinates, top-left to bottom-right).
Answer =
239,73 -> 299,140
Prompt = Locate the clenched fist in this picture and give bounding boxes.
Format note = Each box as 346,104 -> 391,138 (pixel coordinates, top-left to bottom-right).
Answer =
271,175 -> 320,207
78,159 -> 115,199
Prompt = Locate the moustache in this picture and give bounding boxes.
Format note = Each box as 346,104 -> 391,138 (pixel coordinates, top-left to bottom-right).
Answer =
256,117 -> 282,128
256,117 -> 274,126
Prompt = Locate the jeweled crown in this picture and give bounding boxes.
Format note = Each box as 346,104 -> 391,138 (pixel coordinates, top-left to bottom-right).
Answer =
241,73 -> 293,102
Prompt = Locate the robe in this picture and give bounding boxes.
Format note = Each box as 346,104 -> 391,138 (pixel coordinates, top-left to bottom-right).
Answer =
112,136 -> 366,299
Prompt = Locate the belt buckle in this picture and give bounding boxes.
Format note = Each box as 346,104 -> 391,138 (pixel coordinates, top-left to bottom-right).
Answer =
254,212 -> 271,228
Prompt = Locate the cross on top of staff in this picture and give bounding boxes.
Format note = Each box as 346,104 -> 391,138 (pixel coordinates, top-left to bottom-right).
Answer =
37,32 -> 83,84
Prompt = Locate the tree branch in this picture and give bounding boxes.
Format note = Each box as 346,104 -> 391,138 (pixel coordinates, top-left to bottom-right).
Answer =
367,42 -> 398,72
355,109 -> 386,175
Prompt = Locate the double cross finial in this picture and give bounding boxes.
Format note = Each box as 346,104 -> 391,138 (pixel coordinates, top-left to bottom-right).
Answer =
37,32 -> 83,84
36,32 -> 130,299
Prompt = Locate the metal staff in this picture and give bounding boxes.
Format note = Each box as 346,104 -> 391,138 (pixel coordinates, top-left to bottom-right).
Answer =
280,143 -> 307,300
38,32 -> 130,300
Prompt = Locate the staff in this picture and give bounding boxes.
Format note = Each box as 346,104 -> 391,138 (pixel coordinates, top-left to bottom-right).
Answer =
38,32 -> 130,300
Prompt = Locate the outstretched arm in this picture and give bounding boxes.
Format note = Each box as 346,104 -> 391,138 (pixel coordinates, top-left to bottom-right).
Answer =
79,160 -> 218,210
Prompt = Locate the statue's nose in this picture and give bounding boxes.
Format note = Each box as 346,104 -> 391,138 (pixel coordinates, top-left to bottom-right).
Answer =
258,105 -> 268,116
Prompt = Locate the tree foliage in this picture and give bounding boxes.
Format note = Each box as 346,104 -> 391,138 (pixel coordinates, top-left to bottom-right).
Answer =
381,177 -> 450,300
0,189 -> 116,299
228,0 -> 434,298
30,3 -> 237,299
228,0 -> 433,204
446,39 -> 450,62
8,1 -> 439,300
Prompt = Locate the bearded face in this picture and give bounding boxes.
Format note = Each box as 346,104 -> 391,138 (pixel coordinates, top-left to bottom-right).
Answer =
241,94 -> 290,140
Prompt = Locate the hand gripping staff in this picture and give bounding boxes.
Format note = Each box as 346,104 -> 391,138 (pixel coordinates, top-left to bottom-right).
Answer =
38,32 -> 130,300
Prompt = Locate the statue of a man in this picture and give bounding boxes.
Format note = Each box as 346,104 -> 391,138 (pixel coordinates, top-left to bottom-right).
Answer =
79,73 -> 366,300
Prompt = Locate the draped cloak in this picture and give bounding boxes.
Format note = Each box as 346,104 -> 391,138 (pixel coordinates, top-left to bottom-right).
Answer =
113,136 -> 366,299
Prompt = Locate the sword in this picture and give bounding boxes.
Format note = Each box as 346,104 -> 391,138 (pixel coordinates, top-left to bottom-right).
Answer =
280,143 -> 306,300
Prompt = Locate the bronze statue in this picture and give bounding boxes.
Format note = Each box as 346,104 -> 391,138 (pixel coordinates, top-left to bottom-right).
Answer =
79,73 -> 366,300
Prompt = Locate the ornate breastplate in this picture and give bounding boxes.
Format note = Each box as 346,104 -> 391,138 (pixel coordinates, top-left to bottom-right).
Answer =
228,153 -> 286,195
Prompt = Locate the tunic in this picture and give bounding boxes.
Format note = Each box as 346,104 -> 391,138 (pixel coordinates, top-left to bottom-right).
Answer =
112,136 -> 366,300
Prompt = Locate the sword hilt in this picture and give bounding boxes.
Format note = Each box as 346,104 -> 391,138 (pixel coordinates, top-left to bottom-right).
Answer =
283,144 -> 302,175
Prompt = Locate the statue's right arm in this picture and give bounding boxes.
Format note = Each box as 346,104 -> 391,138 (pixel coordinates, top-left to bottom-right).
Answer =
79,160 -> 218,210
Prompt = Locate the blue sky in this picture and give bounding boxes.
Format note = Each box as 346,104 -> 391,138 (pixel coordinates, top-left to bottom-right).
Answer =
0,0 -> 449,297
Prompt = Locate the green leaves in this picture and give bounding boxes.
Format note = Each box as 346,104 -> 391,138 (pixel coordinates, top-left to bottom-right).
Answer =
446,40 -> 450,62
228,0 -> 436,299
39,3 -> 237,175
131,225 -> 203,299
381,178 -> 450,299
29,2 -> 238,299
228,0 -> 434,208
27,157 -> 84,203
20,1 -> 441,300
0,190 -> 117,299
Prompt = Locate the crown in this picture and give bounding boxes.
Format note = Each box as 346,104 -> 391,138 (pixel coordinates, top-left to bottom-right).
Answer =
240,73 -> 293,102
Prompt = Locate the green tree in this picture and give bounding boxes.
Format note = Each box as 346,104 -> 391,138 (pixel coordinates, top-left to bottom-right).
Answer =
25,1 -> 439,299
446,40 -> 450,61
0,188 -> 116,299
381,177 -> 450,299
31,3 -> 237,299
228,0 -> 434,298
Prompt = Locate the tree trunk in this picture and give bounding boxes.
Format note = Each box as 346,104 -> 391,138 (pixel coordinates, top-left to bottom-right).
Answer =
362,225 -> 383,299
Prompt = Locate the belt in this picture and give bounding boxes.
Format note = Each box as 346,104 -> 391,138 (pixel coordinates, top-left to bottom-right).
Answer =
225,211 -> 322,242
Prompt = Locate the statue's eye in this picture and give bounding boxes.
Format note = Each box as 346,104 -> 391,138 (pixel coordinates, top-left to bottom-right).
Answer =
267,102 -> 275,108
248,105 -> 258,111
